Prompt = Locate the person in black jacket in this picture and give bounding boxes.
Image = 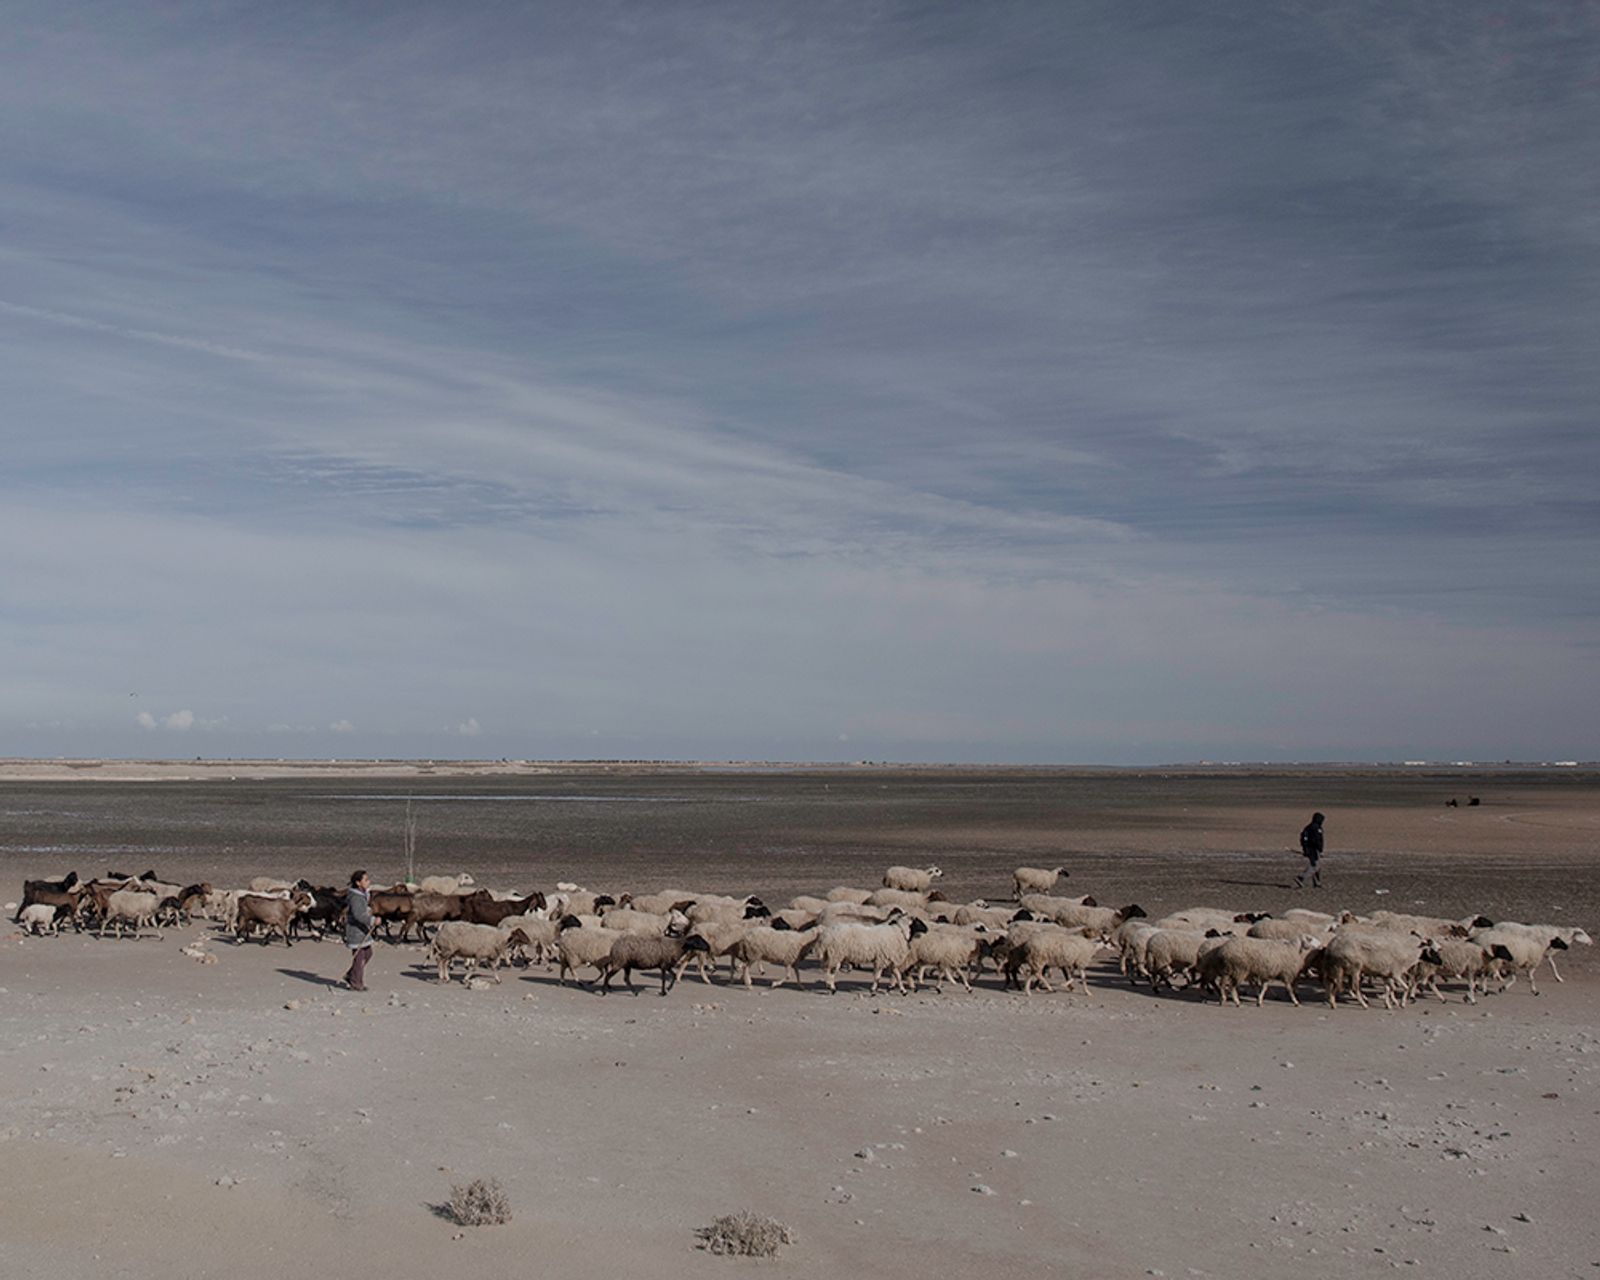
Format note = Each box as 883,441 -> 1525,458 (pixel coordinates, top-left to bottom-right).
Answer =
1294,812 -> 1325,889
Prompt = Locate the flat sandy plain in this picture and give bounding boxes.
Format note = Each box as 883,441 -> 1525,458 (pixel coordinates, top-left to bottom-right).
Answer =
1,761 -> 1596,1278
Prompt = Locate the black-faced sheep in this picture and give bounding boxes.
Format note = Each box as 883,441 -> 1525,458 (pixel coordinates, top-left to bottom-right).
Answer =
1320,932 -> 1437,1009
599,932 -> 711,996
1471,922 -> 1592,990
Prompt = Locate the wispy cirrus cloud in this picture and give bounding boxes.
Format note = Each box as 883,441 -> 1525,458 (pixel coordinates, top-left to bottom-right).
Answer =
1,1 -> 1595,761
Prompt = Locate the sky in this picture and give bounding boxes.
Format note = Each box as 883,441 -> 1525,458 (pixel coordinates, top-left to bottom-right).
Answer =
2,1 -> 1597,765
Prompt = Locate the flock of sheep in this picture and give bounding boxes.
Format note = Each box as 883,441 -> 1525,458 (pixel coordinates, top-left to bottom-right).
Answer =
12,862 -> 1592,1008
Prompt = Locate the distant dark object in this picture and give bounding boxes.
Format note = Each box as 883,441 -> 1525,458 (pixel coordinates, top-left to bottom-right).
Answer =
1468,796 -> 1481,807
1446,798 -> 1458,808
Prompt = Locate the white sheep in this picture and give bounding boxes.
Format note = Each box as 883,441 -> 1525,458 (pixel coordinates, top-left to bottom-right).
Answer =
815,917 -> 915,994
771,908 -> 821,930
815,901 -> 894,925
1142,929 -> 1215,991
823,886 -> 875,904
685,899 -> 768,927
1112,919 -> 1162,981
1280,907 -> 1339,927
882,865 -> 942,893
416,873 -> 476,897
621,890 -> 699,916
731,926 -> 818,990
1408,939 -> 1511,1004
558,890 -> 616,917
1151,907 -> 1255,932
953,903 -> 1029,930
681,919 -> 753,983
1472,922 -> 1592,989
1367,910 -> 1479,939
864,887 -> 931,910
1011,866 -> 1068,898
903,922 -> 991,993
598,906 -> 678,936
1320,931 -> 1432,1009
1247,917 -> 1335,943
556,921 -> 623,986
98,889 -> 162,939
496,912 -> 560,965
1011,926 -> 1105,994
427,921 -> 529,983
1027,898 -> 1146,935
1196,936 -> 1320,1007
18,903 -> 61,935
1019,892 -> 1102,918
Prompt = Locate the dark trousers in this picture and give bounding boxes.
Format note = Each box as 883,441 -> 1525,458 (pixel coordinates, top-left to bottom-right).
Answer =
344,945 -> 372,988
1295,858 -> 1321,887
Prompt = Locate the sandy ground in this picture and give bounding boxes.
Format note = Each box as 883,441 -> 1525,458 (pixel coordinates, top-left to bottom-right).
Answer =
2,764 -> 1597,1278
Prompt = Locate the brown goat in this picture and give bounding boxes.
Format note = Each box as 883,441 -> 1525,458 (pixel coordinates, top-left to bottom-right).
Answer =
235,890 -> 312,946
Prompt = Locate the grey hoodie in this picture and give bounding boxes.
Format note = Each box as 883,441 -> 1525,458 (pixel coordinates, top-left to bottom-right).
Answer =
345,887 -> 374,949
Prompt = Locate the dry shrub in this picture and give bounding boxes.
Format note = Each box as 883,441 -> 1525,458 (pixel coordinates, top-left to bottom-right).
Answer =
698,1210 -> 795,1258
447,1176 -> 512,1226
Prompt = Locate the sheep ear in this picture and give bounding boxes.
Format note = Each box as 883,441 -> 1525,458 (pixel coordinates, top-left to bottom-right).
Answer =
1491,944 -> 1515,962
1081,897 -> 1099,908
1472,916 -> 1494,929
1551,936 -> 1570,950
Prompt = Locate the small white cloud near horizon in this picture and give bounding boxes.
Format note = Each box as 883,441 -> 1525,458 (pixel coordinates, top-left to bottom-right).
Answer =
329,719 -> 355,733
136,709 -> 224,731
455,717 -> 482,737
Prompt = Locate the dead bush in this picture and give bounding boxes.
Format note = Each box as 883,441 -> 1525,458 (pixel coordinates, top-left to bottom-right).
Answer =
447,1176 -> 512,1226
697,1210 -> 795,1258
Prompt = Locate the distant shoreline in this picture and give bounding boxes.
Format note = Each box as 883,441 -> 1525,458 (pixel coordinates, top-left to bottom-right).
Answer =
0,757 -> 1591,782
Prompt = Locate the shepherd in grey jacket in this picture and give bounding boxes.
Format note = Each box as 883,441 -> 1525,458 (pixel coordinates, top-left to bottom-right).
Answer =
341,869 -> 375,991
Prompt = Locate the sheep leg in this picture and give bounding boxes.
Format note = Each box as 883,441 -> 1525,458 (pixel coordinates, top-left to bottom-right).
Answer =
1546,953 -> 1564,984
1528,967 -> 1541,996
